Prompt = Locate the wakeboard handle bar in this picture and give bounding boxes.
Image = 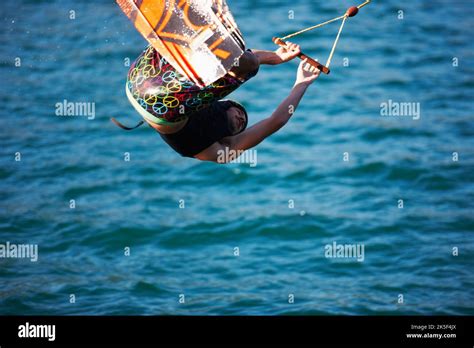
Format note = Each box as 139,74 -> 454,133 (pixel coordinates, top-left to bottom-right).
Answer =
272,37 -> 330,75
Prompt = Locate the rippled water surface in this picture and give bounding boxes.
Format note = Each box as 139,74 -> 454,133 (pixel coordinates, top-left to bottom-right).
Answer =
0,0 -> 473,315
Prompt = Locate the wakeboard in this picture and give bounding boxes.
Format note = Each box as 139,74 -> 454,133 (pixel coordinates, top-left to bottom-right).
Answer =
117,0 -> 246,87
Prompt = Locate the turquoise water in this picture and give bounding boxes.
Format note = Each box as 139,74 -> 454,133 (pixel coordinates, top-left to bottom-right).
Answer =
0,0 -> 473,315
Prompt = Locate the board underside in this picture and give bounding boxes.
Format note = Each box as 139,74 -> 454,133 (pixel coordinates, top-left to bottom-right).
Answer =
117,0 -> 245,87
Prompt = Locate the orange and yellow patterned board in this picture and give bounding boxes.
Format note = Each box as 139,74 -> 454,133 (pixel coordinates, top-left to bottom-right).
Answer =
117,0 -> 245,87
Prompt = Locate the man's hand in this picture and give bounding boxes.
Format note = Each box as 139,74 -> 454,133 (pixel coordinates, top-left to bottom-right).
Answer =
275,41 -> 301,63
294,59 -> 321,86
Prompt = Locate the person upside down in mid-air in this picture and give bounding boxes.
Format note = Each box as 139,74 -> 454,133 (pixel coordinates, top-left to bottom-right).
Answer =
123,42 -> 320,163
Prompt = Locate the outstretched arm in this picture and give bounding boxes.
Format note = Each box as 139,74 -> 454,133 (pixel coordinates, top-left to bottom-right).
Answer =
195,60 -> 321,163
227,84 -> 308,151
227,61 -> 319,152
252,41 -> 301,65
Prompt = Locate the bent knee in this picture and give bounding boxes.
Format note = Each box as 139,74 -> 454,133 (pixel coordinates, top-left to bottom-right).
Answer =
240,51 -> 259,73
230,51 -> 259,80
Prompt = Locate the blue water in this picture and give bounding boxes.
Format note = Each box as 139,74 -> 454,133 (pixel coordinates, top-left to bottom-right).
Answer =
0,0 -> 473,315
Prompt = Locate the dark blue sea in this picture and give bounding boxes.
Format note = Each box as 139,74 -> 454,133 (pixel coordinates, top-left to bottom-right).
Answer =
0,0 -> 473,315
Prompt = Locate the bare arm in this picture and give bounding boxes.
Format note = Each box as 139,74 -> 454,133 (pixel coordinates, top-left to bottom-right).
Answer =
252,41 -> 301,65
226,83 -> 309,151
195,60 -> 321,163
252,49 -> 286,65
